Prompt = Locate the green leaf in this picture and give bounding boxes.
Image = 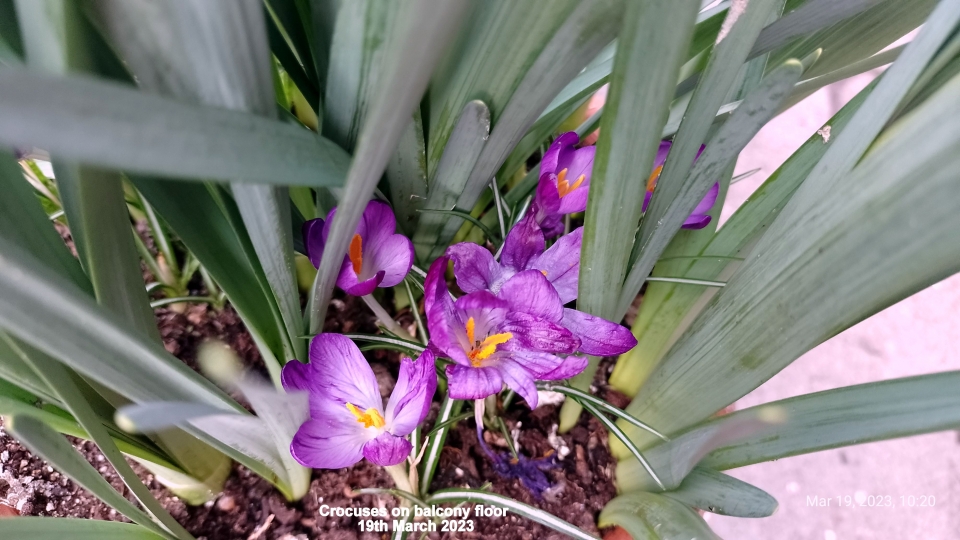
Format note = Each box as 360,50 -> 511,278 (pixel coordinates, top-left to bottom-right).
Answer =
385,109 -> 429,236
620,0 -> 786,318
411,100 -> 490,262
459,0 -> 621,213
428,489 -> 599,540
0,0 -> 24,62
0,236 -> 240,410
663,467 -> 778,518
599,492 -> 720,540
768,0 -> 937,79
419,396 -> 460,494
308,0 -> 468,333
580,399 -> 664,490
322,0 -> 406,151
17,349 -> 195,538
578,0 -> 700,320
0,518 -> 166,539
622,26 -> 960,449
0,69 -> 350,187
117,403 -> 233,433
564,0 -> 700,433
750,0 -> 881,57
0,150 -> 89,291
5,415 -> 177,539
700,371 -> 960,470
617,407 -> 783,492
610,76 -> 874,400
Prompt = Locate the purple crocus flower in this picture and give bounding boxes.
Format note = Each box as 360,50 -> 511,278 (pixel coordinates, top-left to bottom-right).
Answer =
282,334 -> 436,469
423,256 -> 587,409
302,200 -> 415,296
532,132 -> 595,238
642,141 -> 719,230
446,215 -> 637,358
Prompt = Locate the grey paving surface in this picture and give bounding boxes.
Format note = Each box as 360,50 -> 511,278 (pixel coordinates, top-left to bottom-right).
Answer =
705,73 -> 960,539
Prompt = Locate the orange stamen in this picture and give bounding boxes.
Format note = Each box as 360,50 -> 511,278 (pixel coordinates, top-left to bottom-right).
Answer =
646,165 -> 663,192
556,168 -> 586,198
349,234 -> 363,275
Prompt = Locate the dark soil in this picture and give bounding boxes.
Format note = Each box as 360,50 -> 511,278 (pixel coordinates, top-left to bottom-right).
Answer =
0,282 -> 625,539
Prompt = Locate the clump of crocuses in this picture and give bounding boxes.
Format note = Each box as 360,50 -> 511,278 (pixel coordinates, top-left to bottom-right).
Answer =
303,200 -> 414,296
283,334 -> 436,468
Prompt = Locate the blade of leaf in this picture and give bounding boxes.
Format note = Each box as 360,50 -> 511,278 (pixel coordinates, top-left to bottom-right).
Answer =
411,100 -> 490,262
599,492 -> 721,540
308,0 -> 468,333
428,489 -> 599,540
5,415 -> 177,539
385,109 -> 429,236
624,57 -> 960,448
663,467 -> 779,518
701,371 -> 960,470
750,0 -> 881,57
0,518 -> 166,539
618,57 -> 803,317
0,69 -> 350,187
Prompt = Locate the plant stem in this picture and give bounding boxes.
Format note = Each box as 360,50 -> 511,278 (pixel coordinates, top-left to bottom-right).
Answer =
384,463 -> 418,500
361,294 -> 413,339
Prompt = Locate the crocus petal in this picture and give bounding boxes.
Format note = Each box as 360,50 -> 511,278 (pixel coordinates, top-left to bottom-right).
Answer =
362,432 -> 412,466
682,214 -> 713,229
540,132 -> 580,176
424,257 -> 471,365
501,214 -> 545,273
369,234 -> 414,287
446,364 -> 503,400
281,359 -> 312,393
502,312 -> 579,354
447,242 -> 503,294
539,215 -> 565,239
302,218 -> 325,268
692,182 -> 719,216
308,334 -> 383,412
384,351 -> 437,436
642,190 -> 652,213
561,308 -> 637,356
356,200 -> 398,249
654,140 -> 672,169
336,261 -> 384,296
498,270 -> 563,322
556,184 -> 589,214
529,227 -> 582,304
454,291 -> 509,329
290,418 -> 367,469
562,145 -> 595,187
496,359 -> 539,409
537,354 -> 589,381
534,174 -> 562,217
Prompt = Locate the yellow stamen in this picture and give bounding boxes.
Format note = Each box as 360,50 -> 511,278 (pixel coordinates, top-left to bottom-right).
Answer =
556,168 -> 586,198
540,269 -> 548,277
349,234 -> 363,275
646,165 -> 663,192
468,332 -> 513,367
465,316 -> 476,346
345,402 -> 385,429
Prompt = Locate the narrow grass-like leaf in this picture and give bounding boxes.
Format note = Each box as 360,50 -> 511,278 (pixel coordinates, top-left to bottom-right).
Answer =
386,109 -> 429,236
342,333 -> 426,354
412,100 -> 490,261
117,403 -> 234,433
581,399 -> 664,490
701,371 -> 960,470
750,0 -> 880,57
537,383 -> 667,442
0,151 -> 89,291
0,236 -> 240,410
309,0 -> 469,333
663,467 -> 778,518
623,66 -> 960,448
419,396 -> 461,494
428,489 -> 599,540
618,58 -> 803,316
599,492 -> 720,540
5,415 -> 177,539
0,69 -> 349,186
609,78 -> 874,400
459,0 -> 622,213
0,518 -> 166,539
